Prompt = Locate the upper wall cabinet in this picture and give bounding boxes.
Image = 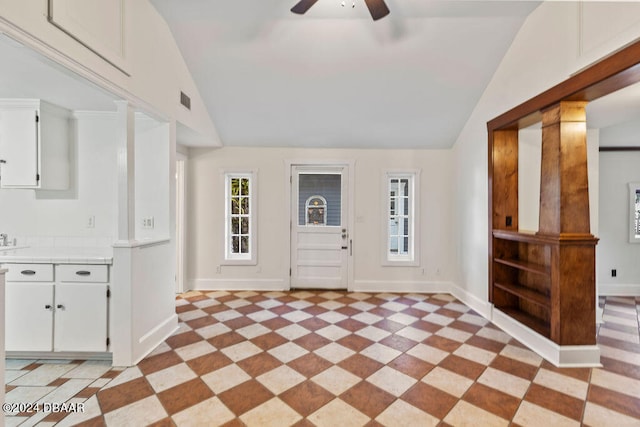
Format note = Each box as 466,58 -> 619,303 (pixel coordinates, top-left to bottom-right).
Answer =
0,99 -> 70,190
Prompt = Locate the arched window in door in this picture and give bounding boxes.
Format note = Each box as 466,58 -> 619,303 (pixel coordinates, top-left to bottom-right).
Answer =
306,195 -> 327,225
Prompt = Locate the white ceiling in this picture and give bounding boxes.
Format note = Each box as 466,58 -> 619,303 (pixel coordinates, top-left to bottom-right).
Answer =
151,0 -> 540,149
2,2 -> 639,149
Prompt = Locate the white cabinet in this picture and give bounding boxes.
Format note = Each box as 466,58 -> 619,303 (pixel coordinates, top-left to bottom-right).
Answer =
55,283 -> 108,352
3,263 -> 109,354
0,269 -> 6,408
5,283 -> 54,351
0,99 -> 70,189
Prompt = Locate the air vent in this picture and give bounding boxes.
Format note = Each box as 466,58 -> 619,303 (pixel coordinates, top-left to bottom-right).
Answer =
180,91 -> 191,110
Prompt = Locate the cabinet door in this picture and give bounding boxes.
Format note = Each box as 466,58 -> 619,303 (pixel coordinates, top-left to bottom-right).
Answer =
5,283 -> 54,351
0,108 -> 39,188
54,283 -> 107,352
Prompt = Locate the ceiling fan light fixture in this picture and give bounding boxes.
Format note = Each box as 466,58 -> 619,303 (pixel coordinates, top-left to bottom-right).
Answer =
291,0 -> 389,20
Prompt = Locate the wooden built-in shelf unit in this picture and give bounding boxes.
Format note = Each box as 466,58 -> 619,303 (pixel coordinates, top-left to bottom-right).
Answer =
488,39 -> 640,346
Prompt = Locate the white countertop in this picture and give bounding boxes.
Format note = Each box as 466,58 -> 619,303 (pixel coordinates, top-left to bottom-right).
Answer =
0,246 -> 113,264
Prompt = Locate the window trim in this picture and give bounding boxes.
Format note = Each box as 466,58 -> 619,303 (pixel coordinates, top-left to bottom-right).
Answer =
223,170 -> 257,265
382,170 -> 420,266
629,182 -> 640,244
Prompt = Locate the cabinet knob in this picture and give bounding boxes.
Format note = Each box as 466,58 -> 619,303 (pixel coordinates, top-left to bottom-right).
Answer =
45,304 -> 52,310
75,271 -> 91,276
21,270 -> 36,275
56,304 -> 65,310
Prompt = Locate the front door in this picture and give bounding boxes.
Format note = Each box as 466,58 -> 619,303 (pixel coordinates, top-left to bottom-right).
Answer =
291,165 -> 349,289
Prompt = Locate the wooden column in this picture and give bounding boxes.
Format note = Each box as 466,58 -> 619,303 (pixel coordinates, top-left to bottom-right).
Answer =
538,101 -> 597,345
489,129 -> 518,304
491,129 -> 519,232
538,101 -> 590,236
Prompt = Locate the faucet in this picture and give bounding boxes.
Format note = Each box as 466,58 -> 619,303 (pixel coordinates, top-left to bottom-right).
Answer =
0,234 -> 7,246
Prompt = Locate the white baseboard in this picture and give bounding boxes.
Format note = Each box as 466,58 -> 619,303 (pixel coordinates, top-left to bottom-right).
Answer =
191,278 -> 288,291
352,280 -> 453,294
449,284 -> 493,320
492,309 -> 601,368
5,352 -> 111,361
131,313 -> 179,366
599,283 -> 640,296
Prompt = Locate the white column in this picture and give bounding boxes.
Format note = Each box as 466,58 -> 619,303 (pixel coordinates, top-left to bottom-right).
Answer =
115,101 -> 136,242
111,101 -> 135,366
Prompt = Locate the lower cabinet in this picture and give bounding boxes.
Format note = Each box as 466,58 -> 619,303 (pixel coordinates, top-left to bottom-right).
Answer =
3,263 -> 109,353
5,282 -> 55,351
54,283 -> 108,352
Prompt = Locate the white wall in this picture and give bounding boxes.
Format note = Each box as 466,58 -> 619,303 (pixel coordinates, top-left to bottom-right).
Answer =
135,114 -> 170,240
0,112 -> 117,246
187,147 -> 455,292
0,0 -> 219,144
598,124 -> 640,295
452,1 -> 640,302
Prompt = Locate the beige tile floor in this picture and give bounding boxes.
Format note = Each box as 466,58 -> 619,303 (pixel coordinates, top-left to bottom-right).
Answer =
4,291 -> 640,426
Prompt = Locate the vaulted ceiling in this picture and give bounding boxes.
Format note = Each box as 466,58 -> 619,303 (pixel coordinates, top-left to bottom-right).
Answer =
151,0 -> 540,148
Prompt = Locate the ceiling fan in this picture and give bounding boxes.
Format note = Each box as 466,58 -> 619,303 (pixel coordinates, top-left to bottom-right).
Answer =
291,0 -> 390,21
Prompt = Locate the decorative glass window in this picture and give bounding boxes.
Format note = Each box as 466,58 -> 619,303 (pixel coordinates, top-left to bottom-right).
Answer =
224,172 -> 256,263
298,173 -> 341,226
384,171 -> 420,264
306,195 -> 327,225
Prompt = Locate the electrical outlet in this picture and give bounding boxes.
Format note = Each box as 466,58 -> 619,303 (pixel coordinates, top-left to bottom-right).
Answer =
142,217 -> 155,229
86,215 -> 95,228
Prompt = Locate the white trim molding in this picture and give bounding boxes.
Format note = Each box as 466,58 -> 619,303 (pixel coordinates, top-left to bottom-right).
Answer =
133,313 -> 178,366
191,278 -> 288,292
629,182 -> 640,244
353,280 -> 452,294
492,309 -> 601,368
449,284 -> 493,320
599,283 -> 640,296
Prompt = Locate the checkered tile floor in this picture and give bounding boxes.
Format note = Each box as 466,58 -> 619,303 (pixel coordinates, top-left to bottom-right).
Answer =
5,291 -> 640,426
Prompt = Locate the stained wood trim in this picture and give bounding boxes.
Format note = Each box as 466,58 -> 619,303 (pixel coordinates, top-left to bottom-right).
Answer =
488,39 -> 640,131
599,146 -> 640,152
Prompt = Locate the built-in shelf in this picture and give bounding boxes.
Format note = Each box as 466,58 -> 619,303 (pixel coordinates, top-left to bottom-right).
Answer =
494,257 -> 550,276
489,101 -> 598,346
497,307 -> 551,338
494,281 -> 550,308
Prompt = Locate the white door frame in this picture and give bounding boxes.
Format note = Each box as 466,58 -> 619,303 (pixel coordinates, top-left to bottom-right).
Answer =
285,159 -> 355,291
175,153 -> 187,294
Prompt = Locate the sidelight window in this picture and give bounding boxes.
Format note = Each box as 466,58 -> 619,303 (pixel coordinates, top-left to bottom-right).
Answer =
384,171 -> 420,265
224,172 -> 256,263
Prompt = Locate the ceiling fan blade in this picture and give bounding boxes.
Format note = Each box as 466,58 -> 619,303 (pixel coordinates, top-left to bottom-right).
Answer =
291,0 -> 319,14
363,0 -> 390,20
